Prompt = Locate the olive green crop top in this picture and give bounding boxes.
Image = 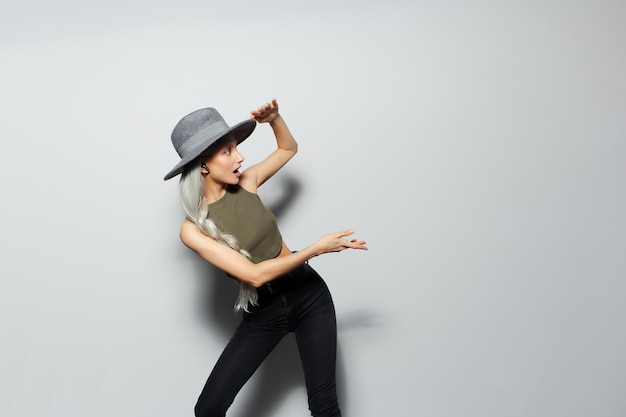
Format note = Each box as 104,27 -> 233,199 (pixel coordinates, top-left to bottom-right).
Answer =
207,185 -> 283,263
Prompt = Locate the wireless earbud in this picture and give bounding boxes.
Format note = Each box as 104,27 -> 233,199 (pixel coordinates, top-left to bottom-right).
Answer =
201,163 -> 208,169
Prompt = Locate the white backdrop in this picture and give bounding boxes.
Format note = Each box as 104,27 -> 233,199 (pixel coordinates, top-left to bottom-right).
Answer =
1,1 -> 625,416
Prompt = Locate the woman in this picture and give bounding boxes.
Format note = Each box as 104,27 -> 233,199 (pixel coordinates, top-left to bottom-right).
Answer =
164,98 -> 367,417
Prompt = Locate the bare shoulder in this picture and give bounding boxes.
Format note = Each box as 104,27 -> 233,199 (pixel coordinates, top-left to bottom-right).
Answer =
179,219 -> 210,249
180,218 -> 197,236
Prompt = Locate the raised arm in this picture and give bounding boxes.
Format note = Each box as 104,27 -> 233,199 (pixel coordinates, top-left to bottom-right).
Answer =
180,219 -> 367,287
239,99 -> 298,191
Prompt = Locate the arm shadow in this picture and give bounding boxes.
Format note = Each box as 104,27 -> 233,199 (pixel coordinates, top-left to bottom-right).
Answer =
264,174 -> 302,217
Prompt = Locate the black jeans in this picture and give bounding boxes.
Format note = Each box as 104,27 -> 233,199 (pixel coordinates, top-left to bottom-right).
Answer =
194,263 -> 341,417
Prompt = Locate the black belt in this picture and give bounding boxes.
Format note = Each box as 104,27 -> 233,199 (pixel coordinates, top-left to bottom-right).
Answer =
256,263 -> 306,297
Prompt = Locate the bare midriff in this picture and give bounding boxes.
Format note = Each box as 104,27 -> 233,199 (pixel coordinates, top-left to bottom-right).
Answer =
275,241 -> 292,258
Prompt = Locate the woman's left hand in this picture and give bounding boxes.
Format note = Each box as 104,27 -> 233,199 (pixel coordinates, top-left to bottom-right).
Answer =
250,98 -> 279,123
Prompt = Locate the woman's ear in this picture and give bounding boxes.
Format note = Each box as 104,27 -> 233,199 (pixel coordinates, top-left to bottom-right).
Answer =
201,163 -> 210,174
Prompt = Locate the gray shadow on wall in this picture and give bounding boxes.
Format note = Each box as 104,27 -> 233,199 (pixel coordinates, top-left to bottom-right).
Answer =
189,175 -> 356,416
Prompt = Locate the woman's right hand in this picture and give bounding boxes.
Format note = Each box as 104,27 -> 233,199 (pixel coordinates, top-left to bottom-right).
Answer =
315,229 -> 368,254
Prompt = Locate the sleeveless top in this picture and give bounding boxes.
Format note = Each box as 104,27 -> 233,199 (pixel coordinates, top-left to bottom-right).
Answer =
207,185 -> 283,263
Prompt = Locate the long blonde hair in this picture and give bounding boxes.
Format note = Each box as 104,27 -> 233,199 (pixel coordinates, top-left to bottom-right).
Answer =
179,159 -> 258,313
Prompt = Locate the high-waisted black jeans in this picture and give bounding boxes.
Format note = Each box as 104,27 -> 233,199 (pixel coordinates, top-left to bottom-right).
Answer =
194,263 -> 341,417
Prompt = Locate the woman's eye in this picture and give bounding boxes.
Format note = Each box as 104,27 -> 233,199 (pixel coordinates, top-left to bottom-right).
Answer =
224,148 -> 231,154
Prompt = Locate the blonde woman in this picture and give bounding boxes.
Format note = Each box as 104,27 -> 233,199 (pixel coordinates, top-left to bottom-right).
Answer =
164,98 -> 367,417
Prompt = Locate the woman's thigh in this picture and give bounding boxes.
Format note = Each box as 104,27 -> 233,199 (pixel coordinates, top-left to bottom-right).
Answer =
195,300 -> 288,416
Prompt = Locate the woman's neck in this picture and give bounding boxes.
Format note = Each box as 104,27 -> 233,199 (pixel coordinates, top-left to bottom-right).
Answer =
203,181 -> 229,204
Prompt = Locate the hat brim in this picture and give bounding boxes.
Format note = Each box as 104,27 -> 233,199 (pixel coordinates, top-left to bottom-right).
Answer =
163,118 -> 256,181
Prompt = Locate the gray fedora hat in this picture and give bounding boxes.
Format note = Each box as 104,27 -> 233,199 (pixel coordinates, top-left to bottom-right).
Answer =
164,107 -> 256,180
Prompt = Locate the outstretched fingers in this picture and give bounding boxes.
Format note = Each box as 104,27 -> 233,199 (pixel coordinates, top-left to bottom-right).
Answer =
344,239 -> 368,250
338,229 -> 368,250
